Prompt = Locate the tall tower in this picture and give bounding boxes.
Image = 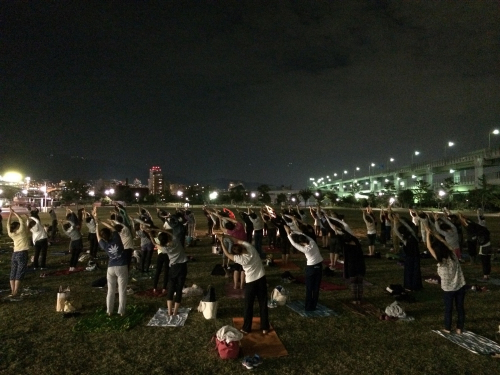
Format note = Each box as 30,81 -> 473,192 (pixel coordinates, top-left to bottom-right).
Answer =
148,166 -> 163,196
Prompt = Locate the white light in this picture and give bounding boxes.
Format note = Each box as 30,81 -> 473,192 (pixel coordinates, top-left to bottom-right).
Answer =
135,192 -> 139,197
385,179 -> 389,182
89,191 -> 95,196
40,186 -> 46,192
177,190 -> 183,197
389,197 -> 395,204
412,175 -> 416,179
365,182 -> 368,185
250,192 -> 256,198
390,158 -> 395,162
0,189 -> 3,194
344,170 -> 348,174
209,192 -> 218,200
493,129 -> 500,135
448,141 -> 454,147
400,182 -> 405,186
22,189 -> 28,194
2,171 -> 22,182
291,197 -> 296,202
356,167 -> 360,171
105,190 -> 109,195
414,151 -> 420,156
309,178 -> 315,181
109,188 -> 115,194
333,173 -> 337,177
450,169 -> 455,173
439,190 -> 446,197
315,192 -> 319,196
371,163 -> 375,167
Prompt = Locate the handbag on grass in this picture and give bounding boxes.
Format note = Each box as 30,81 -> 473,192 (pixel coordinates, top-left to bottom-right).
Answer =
56,286 -> 66,312
198,301 -> 218,320
213,325 -> 243,359
271,285 -> 289,306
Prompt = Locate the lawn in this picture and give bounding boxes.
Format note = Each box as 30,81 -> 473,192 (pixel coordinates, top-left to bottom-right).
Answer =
1,206 -> 499,375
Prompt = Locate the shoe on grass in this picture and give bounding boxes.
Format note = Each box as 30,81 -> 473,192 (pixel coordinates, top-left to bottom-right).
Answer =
251,354 -> 263,366
242,357 -> 254,370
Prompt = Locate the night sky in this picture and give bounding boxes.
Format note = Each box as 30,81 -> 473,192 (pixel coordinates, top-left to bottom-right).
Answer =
2,1 -> 499,188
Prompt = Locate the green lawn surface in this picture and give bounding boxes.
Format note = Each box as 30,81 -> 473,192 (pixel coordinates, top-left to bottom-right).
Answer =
1,206 -> 499,374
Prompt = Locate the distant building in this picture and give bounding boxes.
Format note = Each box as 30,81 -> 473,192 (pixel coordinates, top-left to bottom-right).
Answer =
148,166 -> 163,196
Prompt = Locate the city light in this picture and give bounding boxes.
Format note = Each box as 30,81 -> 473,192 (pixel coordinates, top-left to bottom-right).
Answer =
209,191 -> 218,200
1,171 -> 22,182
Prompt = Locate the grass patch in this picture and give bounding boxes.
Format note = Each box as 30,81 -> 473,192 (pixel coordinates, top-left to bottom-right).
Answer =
73,304 -> 147,333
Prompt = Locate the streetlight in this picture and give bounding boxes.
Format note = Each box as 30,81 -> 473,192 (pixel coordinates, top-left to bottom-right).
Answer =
135,192 -> 139,202
445,141 -> 454,157
368,163 -> 375,176
489,129 -> 499,149
354,167 -> 360,178
411,151 -> 420,164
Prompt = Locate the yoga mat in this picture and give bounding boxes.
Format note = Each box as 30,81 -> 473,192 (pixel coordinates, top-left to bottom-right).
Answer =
232,317 -> 288,358
146,307 -> 191,327
432,330 -> 500,355
286,300 -> 338,318
274,259 -> 300,271
224,283 -> 245,299
294,275 -> 347,291
51,251 -> 70,256
73,305 -> 146,332
263,246 -> 281,254
135,289 -> 167,298
40,267 -> 85,278
339,300 -> 382,318
322,260 -> 344,270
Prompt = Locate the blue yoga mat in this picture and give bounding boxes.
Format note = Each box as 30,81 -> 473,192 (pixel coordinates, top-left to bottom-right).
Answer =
286,300 -> 338,318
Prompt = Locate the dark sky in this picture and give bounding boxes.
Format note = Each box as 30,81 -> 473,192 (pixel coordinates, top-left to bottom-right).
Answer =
2,1 -> 499,188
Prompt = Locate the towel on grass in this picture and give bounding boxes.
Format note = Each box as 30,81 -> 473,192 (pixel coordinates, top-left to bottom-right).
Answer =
147,307 -> 191,327
433,330 -> 500,355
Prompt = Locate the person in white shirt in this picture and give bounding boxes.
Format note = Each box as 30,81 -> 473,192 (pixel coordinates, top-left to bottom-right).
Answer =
286,226 -> 323,311
27,215 -> 48,269
218,234 -> 270,335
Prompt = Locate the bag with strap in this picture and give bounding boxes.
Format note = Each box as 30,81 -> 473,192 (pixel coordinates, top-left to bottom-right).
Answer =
271,285 -> 289,306
198,301 -> 218,320
213,325 -> 243,359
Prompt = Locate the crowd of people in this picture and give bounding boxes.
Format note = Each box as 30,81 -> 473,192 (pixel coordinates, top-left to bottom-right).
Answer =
1,202 -> 493,335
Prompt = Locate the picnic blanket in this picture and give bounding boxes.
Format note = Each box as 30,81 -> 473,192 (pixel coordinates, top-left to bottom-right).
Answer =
433,330 -> 500,355
232,317 -> 288,358
224,283 -> 245,299
73,305 -> 146,332
286,300 -> 338,318
146,307 -> 191,327
294,275 -> 347,291
40,267 -> 85,278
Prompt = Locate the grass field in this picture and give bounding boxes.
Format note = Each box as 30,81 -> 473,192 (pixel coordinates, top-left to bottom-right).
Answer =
1,206 -> 500,375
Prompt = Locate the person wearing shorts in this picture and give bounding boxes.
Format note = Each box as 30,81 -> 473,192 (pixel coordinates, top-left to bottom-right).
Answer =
7,208 -> 31,297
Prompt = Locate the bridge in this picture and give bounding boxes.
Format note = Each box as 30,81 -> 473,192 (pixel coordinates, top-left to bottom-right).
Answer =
310,147 -> 500,197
